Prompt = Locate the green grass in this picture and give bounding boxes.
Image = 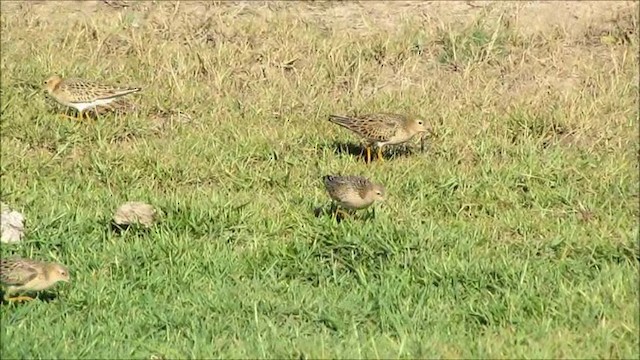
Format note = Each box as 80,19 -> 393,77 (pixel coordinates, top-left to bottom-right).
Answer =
1,2 -> 638,359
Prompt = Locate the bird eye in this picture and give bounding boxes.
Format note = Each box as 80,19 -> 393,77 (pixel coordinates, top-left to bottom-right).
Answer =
417,120 -> 423,125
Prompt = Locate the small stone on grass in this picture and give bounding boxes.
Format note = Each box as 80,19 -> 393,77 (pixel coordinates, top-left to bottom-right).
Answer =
1,203 -> 26,244
113,201 -> 157,229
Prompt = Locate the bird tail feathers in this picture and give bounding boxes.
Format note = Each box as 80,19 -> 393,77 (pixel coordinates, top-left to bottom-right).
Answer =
327,115 -> 354,128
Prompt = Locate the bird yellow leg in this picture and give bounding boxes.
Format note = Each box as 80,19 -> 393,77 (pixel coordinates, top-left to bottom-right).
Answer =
366,146 -> 372,163
335,208 -> 350,219
6,295 -> 34,302
376,147 -> 385,162
59,109 -> 78,120
58,114 -> 77,120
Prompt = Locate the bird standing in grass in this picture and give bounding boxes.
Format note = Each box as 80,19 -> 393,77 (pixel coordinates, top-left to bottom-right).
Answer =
323,175 -> 386,218
0,258 -> 70,302
328,113 -> 433,163
43,74 -> 142,120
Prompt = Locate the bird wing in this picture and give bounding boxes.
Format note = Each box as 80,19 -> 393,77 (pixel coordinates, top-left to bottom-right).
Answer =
323,175 -> 370,198
350,176 -> 374,198
351,113 -> 405,142
62,78 -> 141,103
0,259 -> 39,286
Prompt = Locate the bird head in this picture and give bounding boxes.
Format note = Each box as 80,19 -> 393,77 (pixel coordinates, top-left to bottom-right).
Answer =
366,183 -> 386,203
46,263 -> 71,283
42,75 -> 63,94
406,118 -> 434,136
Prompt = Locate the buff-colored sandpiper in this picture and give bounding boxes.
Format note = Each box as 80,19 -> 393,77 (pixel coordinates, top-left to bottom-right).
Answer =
0,257 -> 70,302
43,74 -> 141,120
328,112 -> 432,163
322,175 -> 386,218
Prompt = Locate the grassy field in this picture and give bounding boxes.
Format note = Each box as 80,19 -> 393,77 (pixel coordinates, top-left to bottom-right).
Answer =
0,1 -> 638,358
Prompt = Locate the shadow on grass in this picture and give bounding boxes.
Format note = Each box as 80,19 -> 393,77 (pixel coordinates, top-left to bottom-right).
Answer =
333,141 -> 367,160
0,291 -> 59,306
109,221 -> 153,236
312,204 -> 377,223
323,140 -> 429,163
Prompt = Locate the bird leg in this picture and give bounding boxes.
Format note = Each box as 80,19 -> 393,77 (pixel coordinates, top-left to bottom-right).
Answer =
376,147 -> 385,162
58,114 -> 78,121
366,146 -> 372,164
58,108 -> 78,120
92,106 -> 103,120
334,208 -> 350,219
6,295 -> 34,302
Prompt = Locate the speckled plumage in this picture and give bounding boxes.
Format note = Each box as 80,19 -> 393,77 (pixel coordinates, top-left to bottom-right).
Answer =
323,175 -> 386,212
0,257 -> 70,301
43,74 -> 141,119
328,113 -> 432,162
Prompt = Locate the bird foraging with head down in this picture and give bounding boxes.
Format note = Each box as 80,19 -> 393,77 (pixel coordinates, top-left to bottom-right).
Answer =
322,175 -> 386,218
